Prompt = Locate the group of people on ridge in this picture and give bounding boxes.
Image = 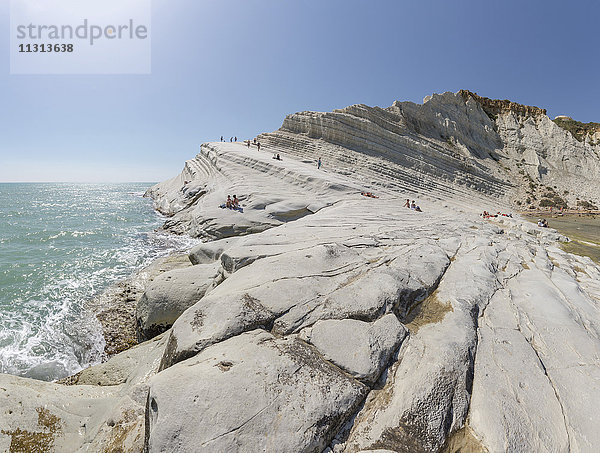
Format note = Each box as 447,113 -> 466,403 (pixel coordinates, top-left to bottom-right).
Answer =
247,138 -> 262,151
220,135 -> 263,151
404,199 -> 422,212
225,195 -> 240,209
481,211 -> 513,219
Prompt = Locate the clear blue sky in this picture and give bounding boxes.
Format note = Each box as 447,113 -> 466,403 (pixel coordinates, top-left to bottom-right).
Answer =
1,0 -> 599,182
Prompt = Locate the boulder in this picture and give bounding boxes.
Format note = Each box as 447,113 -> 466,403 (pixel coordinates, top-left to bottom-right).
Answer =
188,237 -> 241,265
71,332 -> 168,387
136,262 -> 220,341
159,291 -> 276,369
300,314 -> 407,385
146,330 -> 368,453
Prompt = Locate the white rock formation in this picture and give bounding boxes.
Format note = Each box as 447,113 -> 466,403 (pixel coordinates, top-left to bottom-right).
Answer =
299,315 -> 407,385
258,90 -> 600,209
344,236 -> 500,452
0,333 -> 168,452
147,330 -> 368,453
135,262 -> 221,340
2,91 -> 600,452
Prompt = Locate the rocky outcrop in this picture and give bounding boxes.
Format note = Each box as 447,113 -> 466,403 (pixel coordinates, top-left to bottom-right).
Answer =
90,254 -> 193,357
146,330 -> 368,453
258,95 -> 512,208
158,219 -> 451,371
255,91 -> 599,212
135,262 -> 221,341
469,243 -> 600,452
144,143 -> 353,239
299,314 -> 407,385
344,237 -> 499,452
132,109 -> 600,452
146,90 -> 599,233
459,90 -> 547,119
3,91 -> 600,453
0,333 -> 169,452
552,116 -> 600,143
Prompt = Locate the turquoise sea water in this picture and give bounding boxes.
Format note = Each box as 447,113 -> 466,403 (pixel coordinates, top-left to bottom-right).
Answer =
0,183 -> 197,381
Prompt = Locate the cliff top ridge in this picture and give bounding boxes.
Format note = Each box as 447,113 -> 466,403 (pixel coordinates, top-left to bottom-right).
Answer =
459,89 -> 547,119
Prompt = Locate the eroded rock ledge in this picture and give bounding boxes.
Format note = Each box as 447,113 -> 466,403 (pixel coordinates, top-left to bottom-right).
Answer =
459,89 -> 547,119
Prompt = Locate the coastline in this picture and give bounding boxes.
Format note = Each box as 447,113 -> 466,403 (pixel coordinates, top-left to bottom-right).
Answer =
57,252 -> 192,386
523,214 -> 600,264
85,188 -> 204,362
88,253 -> 193,358
3,91 -> 600,451
520,210 -> 600,218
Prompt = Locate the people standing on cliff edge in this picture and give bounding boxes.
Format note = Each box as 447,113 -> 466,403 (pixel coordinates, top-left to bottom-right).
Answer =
318,157 -> 322,169
220,136 -> 223,142
235,136 -> 237,142
257,142 -> 261,151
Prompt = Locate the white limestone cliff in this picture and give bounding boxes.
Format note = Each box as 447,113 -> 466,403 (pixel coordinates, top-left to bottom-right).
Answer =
1,91 -> 600,453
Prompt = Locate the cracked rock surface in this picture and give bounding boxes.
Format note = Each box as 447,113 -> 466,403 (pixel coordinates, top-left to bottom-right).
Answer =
147,330 -> 368,453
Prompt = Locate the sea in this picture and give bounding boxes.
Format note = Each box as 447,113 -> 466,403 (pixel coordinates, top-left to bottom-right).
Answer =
525,215 -> 600,264
0,183 -> 198,381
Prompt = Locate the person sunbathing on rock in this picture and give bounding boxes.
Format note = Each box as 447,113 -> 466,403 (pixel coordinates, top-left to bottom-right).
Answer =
226,195 -> 233,209
361,191 -> 379,199
410,200 -> 416,210
230,195 -> 244,212
404,199 -> 410,208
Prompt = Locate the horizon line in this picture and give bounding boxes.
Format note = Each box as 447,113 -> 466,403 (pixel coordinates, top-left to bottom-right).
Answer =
0,181 -> 158,184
